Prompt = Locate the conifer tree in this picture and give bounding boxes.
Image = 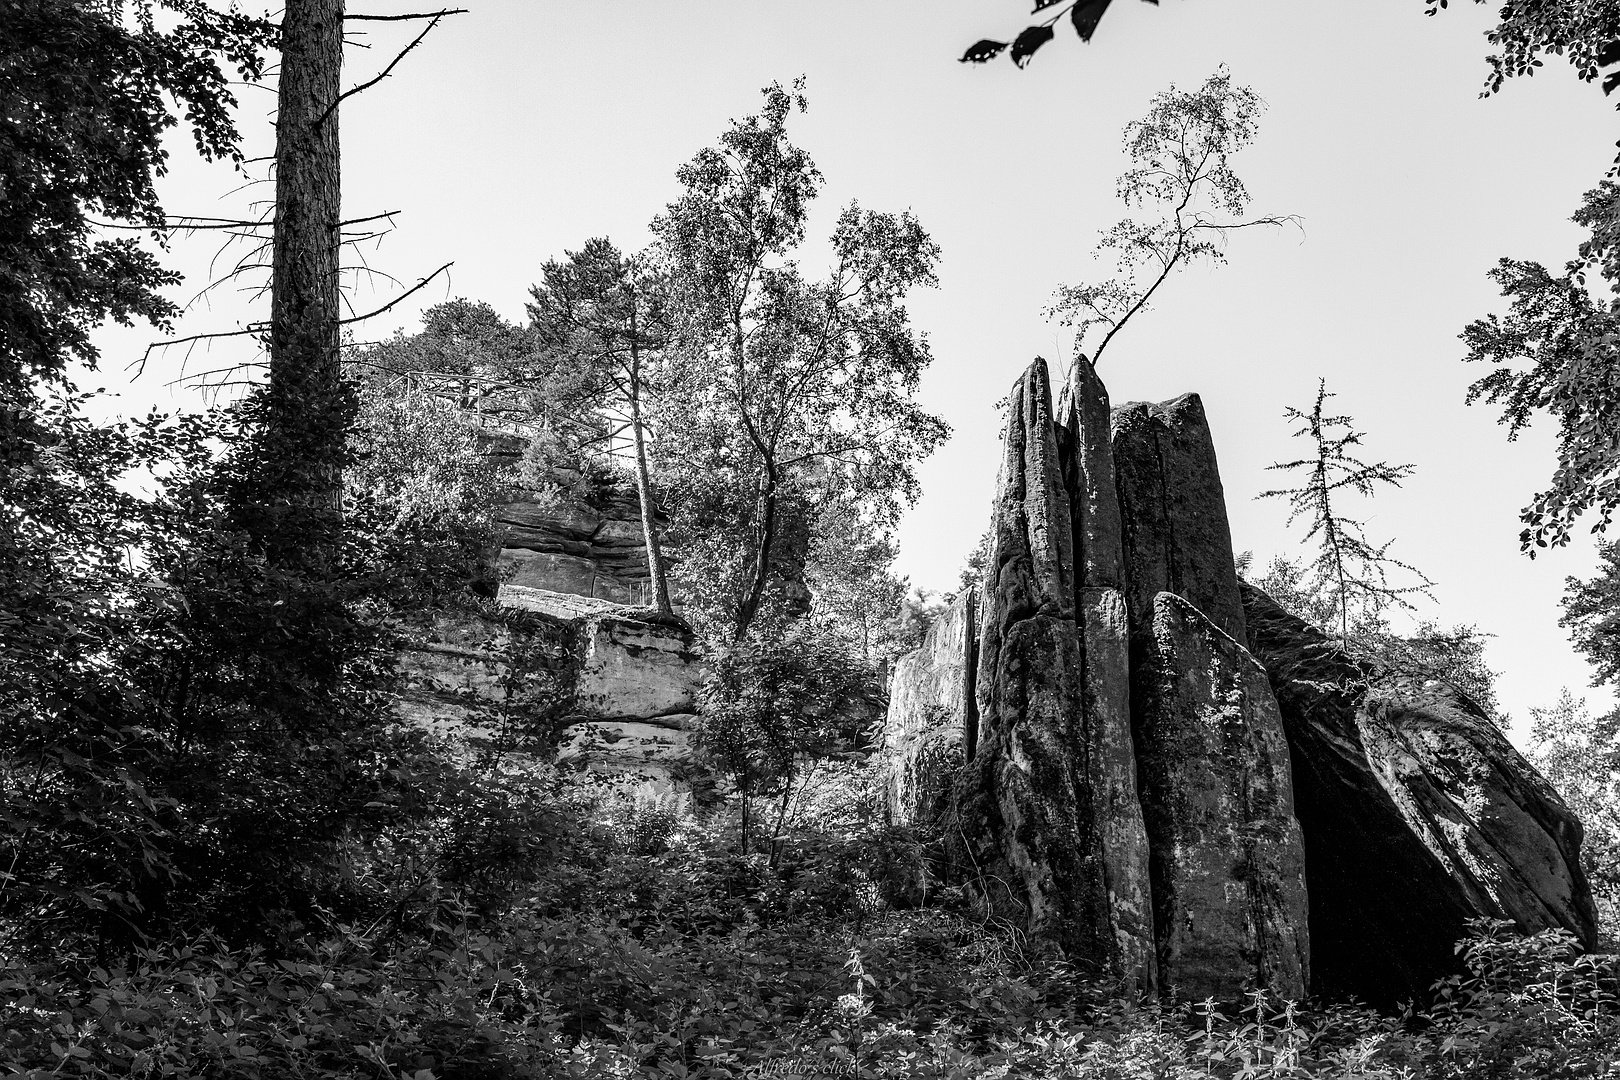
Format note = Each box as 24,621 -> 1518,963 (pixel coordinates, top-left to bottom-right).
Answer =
1259,379 -> 1434,648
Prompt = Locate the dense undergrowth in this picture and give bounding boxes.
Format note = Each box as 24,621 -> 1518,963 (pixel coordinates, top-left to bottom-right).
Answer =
4,765 -> 1618,1080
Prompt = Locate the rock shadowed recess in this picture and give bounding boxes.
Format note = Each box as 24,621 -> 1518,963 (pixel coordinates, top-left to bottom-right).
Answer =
1137,593 -> 1309,1001
882,590 -> 976,827
1242,581 -> 1599,1005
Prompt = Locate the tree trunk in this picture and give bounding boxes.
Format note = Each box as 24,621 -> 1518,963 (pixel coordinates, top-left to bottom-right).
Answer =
735,469 -> 777,638
264,0 -> 344,543
628,313 -> 672,615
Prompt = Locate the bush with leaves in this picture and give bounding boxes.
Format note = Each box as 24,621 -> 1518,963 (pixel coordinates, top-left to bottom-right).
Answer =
696,619 -> 871,856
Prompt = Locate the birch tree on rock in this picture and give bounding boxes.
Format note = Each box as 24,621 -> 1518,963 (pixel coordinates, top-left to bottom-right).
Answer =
651,80 -> 949,638
1048,68 -> 1293,367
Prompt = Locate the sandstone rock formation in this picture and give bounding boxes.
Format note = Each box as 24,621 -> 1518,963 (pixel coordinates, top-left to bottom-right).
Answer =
882,591 -> 976,827
1112,393 -> 1248,643
1242,582 -> 1598,1004
882,355 -> 1596,1005
396,583 -> 708,790
497,485 -> 665,606
956,358 -> 1156,991
493,470 -> 812,617
1136,593 -> 1309,1001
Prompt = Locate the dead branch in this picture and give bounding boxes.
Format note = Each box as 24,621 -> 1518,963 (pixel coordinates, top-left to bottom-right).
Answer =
345,9 -> 466,20
320,12 -> 449,127
338,262 -> 452,325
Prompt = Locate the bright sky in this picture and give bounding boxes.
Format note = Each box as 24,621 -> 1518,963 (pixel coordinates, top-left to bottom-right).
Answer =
92,0 -> 1620,741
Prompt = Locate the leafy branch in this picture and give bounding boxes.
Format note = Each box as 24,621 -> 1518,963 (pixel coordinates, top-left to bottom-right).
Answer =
1047,68 -> 1297,367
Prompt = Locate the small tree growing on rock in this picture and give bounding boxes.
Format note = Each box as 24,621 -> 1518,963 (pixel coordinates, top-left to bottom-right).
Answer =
1259,379 -> 1433,650
1048,67 -> 1294,367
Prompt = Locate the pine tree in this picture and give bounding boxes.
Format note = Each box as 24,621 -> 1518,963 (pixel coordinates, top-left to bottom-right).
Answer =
1259,380 -> 1433,648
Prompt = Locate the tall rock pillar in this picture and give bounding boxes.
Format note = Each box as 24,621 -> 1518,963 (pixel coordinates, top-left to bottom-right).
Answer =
1057,356 -> 1156,994
1113,393 -> 1311,1001
959,359 -> 1113,962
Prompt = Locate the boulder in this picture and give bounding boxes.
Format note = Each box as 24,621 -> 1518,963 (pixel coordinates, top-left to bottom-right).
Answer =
1135,592 -> 1310,1001
1241,581 -> 1599,1005
574,615 -> 703,721
883,590 -> 976,826
881,358 -> 1597,1007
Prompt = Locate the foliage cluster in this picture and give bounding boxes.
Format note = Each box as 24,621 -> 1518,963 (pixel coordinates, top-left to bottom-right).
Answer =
6,767 -> 1620,1080
1048,68 -> 1291,367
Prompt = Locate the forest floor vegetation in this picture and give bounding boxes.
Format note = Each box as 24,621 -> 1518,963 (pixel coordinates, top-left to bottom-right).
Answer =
4,765 -> 1618,1080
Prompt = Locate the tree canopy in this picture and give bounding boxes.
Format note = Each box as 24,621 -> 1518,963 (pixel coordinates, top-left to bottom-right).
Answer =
651,81 -> 949,637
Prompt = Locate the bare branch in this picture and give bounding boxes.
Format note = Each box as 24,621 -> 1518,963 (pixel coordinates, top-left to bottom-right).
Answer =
338,262 -> 453,325
345,9 -> 466,20
134,325 -> 267,378
319,14 -> 448,127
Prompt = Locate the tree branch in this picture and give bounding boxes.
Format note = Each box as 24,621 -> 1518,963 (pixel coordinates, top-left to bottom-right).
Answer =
345,9 -> 466,20
338,262 -> 453,325
319,14 -> 450,127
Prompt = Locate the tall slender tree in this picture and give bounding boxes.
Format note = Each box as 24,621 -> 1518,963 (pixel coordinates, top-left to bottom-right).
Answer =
528,240 -> 675,615
652,81 -> 948,637
1259,380 -> 1433,648
257,0 -> 345,551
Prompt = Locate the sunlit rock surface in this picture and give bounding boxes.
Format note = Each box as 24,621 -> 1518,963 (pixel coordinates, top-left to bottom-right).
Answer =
396,584 -> 709,792
953,358 -> 1156,991
882,590 -> 976,827
1136,592 -> 1309,1001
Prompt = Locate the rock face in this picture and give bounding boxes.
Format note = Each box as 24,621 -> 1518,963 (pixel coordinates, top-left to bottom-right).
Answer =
1137,593 -> 1309,1001
396,584 -> 709,791
1242,582 -> 1598,1005
882,591 -> 976,827
955,358 -> 1156,990
494,471 -> 812,617
957,360 -> 1114,964
1112,394 -> 1248,643
881,354 -> 1595,1005
497,486 -> 663,606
